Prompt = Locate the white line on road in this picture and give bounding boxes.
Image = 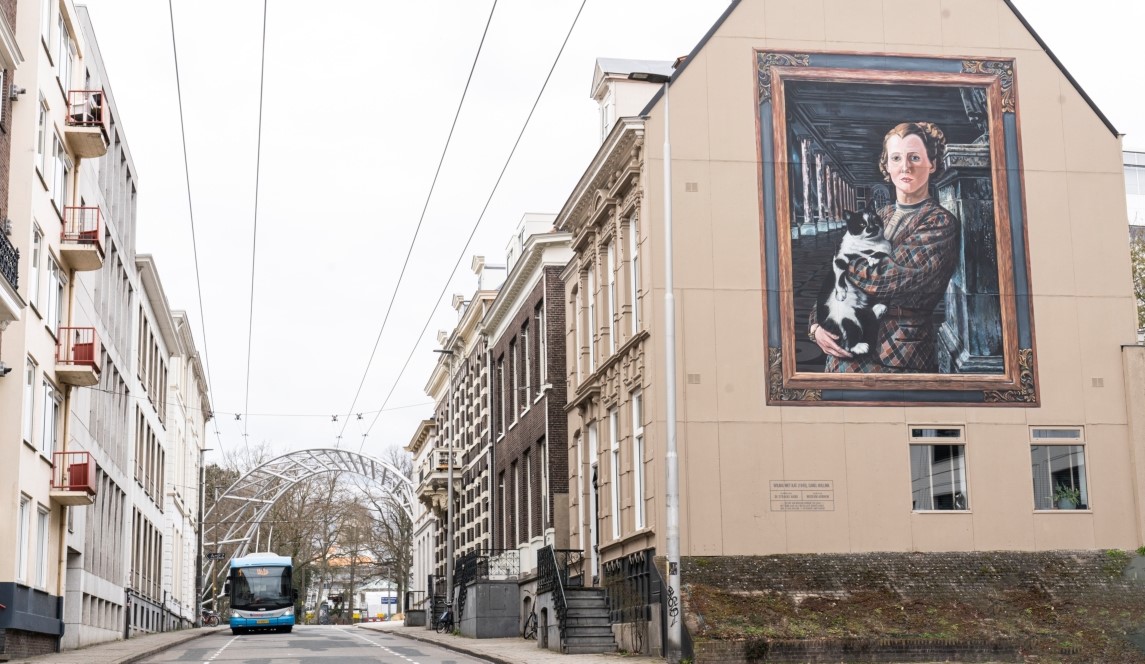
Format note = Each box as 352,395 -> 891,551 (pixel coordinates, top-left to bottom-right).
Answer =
344,627 -> 421,664
204,634 -> 239,663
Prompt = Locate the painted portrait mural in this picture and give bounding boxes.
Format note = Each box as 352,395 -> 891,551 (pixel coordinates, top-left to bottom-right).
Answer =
756,52 -> 1038,405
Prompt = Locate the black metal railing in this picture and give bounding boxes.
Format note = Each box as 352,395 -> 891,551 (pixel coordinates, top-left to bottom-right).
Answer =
0,231 -> 17,290
603,548 -> 658,654
539,546 -> 584,649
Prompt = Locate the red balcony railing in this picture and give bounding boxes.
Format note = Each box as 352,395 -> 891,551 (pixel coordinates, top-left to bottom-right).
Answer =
66,89 -> 108,134
62,206 -> 103,246
57,326 -> 101,371
52,451 -> 97,495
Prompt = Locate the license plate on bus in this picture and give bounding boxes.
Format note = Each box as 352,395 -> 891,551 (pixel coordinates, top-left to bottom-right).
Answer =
256,619 -> 270,624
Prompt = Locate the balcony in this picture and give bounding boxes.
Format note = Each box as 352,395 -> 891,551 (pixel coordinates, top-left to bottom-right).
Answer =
60,206 -> 104,271
64,89 -> 109,158
50,451 -> 97,505
56,327 -> 101,387
416,451 -> 462,518
0,231 -> 20,325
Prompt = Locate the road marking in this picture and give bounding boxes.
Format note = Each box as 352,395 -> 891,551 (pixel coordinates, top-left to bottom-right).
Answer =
345,627 -> 421,663
205,634 -> 239,662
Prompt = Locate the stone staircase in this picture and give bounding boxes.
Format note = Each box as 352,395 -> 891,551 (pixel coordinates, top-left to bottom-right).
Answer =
560,587 -> 618,654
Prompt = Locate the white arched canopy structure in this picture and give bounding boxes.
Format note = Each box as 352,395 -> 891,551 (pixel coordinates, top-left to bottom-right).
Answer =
201,447 -> 413,604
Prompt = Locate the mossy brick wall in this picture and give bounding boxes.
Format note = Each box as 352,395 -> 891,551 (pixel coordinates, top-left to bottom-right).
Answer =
0,628 -> 59,660
682,551 -> 1138,603
692,637 -> 1032,663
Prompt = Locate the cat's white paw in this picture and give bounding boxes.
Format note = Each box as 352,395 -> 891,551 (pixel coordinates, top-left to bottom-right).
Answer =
835,288 -> 847,302
850,343 -> 869,355
872,304 -> 887,317
865,257 -> 879,266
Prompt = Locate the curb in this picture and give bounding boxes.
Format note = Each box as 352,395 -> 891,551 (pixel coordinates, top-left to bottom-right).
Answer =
357,625 -> 514,664
119,630 -> 216,664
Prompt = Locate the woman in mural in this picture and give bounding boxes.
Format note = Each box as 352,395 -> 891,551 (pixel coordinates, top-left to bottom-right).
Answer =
809,121 -> 960,373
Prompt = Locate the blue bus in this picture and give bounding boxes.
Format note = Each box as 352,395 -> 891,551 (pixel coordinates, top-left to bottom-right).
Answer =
226,552 -> 297,634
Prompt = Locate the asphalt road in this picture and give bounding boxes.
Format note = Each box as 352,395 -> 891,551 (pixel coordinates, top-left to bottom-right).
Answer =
137,625 -> 493,664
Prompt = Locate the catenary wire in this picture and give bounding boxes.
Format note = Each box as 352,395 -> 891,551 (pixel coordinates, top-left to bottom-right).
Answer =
241,0 -> 271,446
359,0 -> 588,450
336,0 -> 500,447
167,0 -> 225,455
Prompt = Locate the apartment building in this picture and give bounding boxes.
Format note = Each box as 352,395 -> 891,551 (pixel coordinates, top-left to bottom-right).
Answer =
0,0 -> 18,380
0,0 -> 110,655
404,418 -> 437,619
483,214 -> 572,575
555,0 -> 1144,657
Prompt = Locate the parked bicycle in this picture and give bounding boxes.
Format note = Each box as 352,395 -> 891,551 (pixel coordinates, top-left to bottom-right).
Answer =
434,603 -> 454,634
201,608 -> 220,627
522,608 -> 538,640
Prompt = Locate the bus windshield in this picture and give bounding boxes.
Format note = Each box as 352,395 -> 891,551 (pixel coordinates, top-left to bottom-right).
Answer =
230,565 -> 293,611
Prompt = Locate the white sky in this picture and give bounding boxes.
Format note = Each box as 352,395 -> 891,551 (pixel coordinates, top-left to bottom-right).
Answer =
73,0 -> 1144,464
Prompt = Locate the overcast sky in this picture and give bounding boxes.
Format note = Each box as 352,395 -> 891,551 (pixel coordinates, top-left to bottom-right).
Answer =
73,0 -> 1144,465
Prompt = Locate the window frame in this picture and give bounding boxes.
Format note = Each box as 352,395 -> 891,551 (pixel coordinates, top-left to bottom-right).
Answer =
629,215 -> 641,335
908,426 -> 969,512
606,242 -> 616,354
36,506 -> 50,588
1029,427 -> 1089,511
22,357 -> 37,445
609,407 -> 620,539
632,391 -> 645,530
16,495 -> 30,583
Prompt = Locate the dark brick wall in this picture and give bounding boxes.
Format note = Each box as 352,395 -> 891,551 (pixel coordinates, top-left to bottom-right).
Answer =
490,266 -> 568,549
693,637 -> 1027,663
0,629 -> 59,659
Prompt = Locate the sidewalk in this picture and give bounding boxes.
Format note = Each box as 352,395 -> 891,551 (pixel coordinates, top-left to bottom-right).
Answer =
3,626 -> 228,664
356,621 -> 664,664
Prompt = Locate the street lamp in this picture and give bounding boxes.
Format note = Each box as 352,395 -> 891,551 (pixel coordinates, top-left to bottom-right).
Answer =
196,447 -> 214,627
628,69 -> 681,663
432,348 -> 456,606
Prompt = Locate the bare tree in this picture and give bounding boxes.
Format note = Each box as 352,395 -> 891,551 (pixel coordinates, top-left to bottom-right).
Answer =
360,447 -> 415,613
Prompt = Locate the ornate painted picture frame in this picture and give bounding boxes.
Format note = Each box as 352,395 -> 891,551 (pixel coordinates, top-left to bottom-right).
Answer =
756,51 -> 1037,405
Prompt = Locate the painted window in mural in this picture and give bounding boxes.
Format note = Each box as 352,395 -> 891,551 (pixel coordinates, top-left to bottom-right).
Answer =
757,52 -> 1037,405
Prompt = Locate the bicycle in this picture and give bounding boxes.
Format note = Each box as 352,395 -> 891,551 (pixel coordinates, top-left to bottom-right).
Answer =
522,608 -> 537,640
434,604 -> 454,633
201,609 -> 220,627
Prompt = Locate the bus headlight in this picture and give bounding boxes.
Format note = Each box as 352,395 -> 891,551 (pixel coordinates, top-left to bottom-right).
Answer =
232,610 -> 241,619
285,607 -> 294,617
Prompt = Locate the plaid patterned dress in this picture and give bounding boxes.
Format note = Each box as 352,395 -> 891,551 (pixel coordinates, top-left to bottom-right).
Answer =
813,198 -> 960,373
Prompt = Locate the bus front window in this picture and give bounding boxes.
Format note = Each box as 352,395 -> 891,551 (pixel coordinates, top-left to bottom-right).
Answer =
230,566 -> 293,610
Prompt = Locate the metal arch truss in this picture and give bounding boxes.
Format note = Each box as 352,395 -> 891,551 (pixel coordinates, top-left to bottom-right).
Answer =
202,447 -> 413,605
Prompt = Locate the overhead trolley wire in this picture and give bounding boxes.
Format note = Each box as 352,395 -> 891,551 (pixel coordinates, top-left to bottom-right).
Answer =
358,0 -> 589,452
167,0 -> 224,453
336,0 -> 501,448
242,0 -> 271,445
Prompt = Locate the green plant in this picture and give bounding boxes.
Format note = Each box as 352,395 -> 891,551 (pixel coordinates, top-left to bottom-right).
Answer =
1136,545 -> 1145,557
1053,484 -> 1081,507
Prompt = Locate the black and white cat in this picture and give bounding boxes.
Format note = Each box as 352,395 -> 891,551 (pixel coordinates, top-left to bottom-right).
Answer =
814,209 -> 892,356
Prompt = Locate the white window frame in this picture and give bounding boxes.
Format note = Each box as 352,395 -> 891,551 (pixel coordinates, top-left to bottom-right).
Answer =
36,96 -> 49,176
510,340 -> 519,421
629,215 -> 641,335
573,287 -> 583,381
22,357 -> 37,444
606,243 -> 616,354
575,434 -> 584,551
521,322 -> 531,405
29,226 -> 42,309
497,357 -> 505,437
513,461 -> 520,545
1029,427 -> 1088,511
536,302 -> 547,385
57,16 -> 74,94
524,451 -> 532,541
632,391 -> 645,530
40,0 -> 52,52
609,408 -> 620,539
17,496 -> 30,583
36,506 -> 50,588
587,267 -> 596,372
46,258 -> 65,334
41,380 -> 60,456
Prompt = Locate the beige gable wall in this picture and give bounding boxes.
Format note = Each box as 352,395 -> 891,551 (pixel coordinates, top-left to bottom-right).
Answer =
616,0 -> 1139,558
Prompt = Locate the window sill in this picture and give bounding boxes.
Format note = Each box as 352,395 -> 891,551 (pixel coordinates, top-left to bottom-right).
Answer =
911,510 -> 972,514
1034,509 -> 1093,514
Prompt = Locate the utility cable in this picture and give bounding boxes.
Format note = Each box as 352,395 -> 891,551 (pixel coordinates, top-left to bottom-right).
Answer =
359,0 -> 588,450
337,0 -> 500,447
167,0 -> 225,455
241,0 -> 271,447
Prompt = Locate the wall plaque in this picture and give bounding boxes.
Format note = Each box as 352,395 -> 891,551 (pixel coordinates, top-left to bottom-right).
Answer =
770,480 -> 834,511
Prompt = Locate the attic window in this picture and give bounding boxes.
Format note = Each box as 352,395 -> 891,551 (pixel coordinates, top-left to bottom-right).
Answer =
909,426 -> 964,442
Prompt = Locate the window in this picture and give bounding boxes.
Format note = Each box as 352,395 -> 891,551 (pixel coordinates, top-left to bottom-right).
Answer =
628,215 -> 641,334
41,380 -> 60,456
36,507 -> 50,587
909,445 -> 968,510
524,450 -> 532,541
57,17 -> 74,93
609,408 -> 620,539
17,496 -> 29,582
632,391 -> 645,529
36,96 -> 48,175
521,322 -> 531,404
573,287 -> 582,380
22,358 -> 37,444
46,258 -> 65,333
607,243 -> 616,354
510,339 -> 519,420
536,303 -> 547,385
40,0 -> 52,50
51,134 -> 72,212
512,461 -> 520,545
29,227 -> 42,309
587,267 -> 596,372
496,357 -> 505,436
1031,436 -> 1088,510
575,433 -> 584,551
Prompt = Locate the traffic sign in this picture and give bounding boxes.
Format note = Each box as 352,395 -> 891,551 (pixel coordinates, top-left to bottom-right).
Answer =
206,552 -> 226,561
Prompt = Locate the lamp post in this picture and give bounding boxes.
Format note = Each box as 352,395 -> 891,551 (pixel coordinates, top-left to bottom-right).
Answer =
196,446 -> 213,627
628,69 -> 681,663
432,348 -> 456,605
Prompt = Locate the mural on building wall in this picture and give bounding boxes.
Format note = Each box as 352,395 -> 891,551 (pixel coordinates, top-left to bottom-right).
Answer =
756,52 -> 1037,405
